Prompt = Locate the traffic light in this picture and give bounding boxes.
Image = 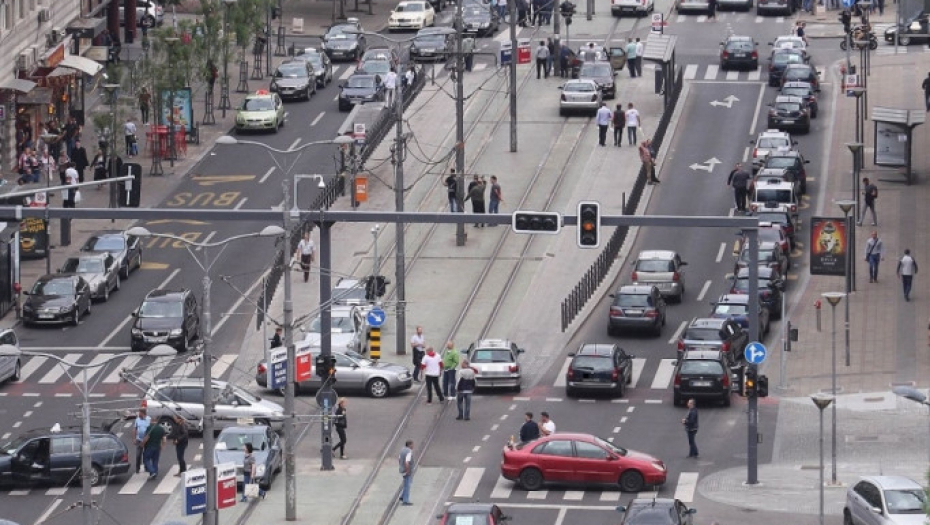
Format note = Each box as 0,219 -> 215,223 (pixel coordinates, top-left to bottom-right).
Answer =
744,367 -> 757,398
733,365 -> 745,397
560,0 -> 576,23
757,374 -> 769,398
366,275 -> 390,300
512,211 -> 562,234
315,355 -> 337,381
271,6 -> 281,19
577,201 -> 601,249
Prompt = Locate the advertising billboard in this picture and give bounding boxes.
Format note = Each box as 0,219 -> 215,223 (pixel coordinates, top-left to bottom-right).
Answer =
810,217 -> 848,276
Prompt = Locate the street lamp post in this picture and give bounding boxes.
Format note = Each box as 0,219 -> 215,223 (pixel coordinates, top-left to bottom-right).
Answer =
892,386 -> 930,466
821,291 -> 845,486
836,199 -> 855,368
39,132 -> 59,275
164,37 -> 180,168
103,83 -> 121,212
125,225 -> 284,525
220,0 -> 237,117
811,393 -> 835,525
846,141 -> 863,230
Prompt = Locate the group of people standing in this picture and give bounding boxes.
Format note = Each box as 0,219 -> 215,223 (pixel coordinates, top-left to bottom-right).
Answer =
444,171 -> 505,226
409,327 -> 479,420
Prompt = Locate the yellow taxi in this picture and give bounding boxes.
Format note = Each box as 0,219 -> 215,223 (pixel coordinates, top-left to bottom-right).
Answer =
235,90 -> 284,133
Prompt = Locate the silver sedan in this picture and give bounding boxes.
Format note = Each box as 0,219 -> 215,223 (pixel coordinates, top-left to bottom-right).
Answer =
256,349 -> 412,398
559,79 -> 602,116
60,253 -> 120,302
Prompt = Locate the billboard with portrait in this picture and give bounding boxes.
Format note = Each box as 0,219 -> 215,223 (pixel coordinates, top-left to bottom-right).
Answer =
810,217 -> 848,276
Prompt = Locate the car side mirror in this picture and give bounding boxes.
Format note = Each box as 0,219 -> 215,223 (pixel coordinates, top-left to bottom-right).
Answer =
517,348 -> 525,354
869,507 -> 882,515
687,508 -> 697,515
804,159 -> 810,164
131,310 -> 138,317
680,261 -> 688,266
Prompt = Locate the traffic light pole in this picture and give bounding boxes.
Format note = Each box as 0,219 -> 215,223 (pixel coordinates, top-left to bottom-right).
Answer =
319,221 -> 335,472
745,228 -> 760,486
508,0 -> 518,152
455,1 -> 467,246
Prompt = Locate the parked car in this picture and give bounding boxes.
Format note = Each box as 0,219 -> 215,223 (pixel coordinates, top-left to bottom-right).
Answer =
729,267 -> 785,318
0,427 -> 130,486
130,288 -> 201,353
438,503 -> 511,524
780,63 -> 820,91
617,498 -> 697,525
762,150 -> 809,194
256,349 -> 412,398
750,206 -> 798,249
781,81 -> 819,118
565,343 -> 634,398
844,475 -> 928,525
235,90 -> 285,133
749,178 -> 798,224
295,48 -> 333,87
22,274 -> 92,327
631,250 -> 687,303
358,58 -> 392,76
757,0 -> 794,15
359,47 -> 400,70
60,253 -> 120,302
766,49 -> 806,87
466,339 -> 525,392
608,284 -> 666,336
388,1 -> 436,31
559,79 -> 602,116
611,0 -> 655,17
409,27 -> 453,62
676,318 -> 748,364
144,378 -> 285,434
462,3 -> 499,36
270,61 -> 317,101
80,230 -> 143,279
884,14 -> 930,45
710,293 -> 770,336
0,329 -> 21,384
338,73 -> 385,111
500,432 -> 667,492
767,95 -> 811,134
734,240 -> 789,280
322,21 -> 367,61
750,129 -> 796,172
579,61 -> 617,99
720,35 -> 759,70
673,349 -> 734,406
676,0 -> 710,12
300,305 -> 369,354
214,425 -> 282,490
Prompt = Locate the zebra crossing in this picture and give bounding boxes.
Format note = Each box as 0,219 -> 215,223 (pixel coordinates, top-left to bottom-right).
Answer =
672,13 -> 787,24
677,63 -> 827,83
553,357 -> 677,393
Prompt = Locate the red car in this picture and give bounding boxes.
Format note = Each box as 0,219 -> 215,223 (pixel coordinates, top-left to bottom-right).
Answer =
500,432 -> 667,493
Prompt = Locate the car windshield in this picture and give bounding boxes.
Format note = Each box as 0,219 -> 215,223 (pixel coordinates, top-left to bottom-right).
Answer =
415,35 -> 445,44
444,513 -> 491,525
680,360 -> 724,375
63,258 -> 104,273
0,435 -> 29,455
471,349 -> 514,363
785,68 -> 811,80
328,33 -> 355,41
624,505 -> 678,525
740,248 -> 776,263
397,3 -> 425,11
242,98 -> 275,111
139,300 -> 183,318
766,157 -> 797,169
684,327 -> 721,341
757,137 -> 789,149
304,55 -> 323,67
464,5 -> 486,14
85,236 -> 124,252
564,82 -> 595,93
275,65 -> 308,78
635,259 -> 674,272
571,355 -> 613,371
361,61 -> 390,74
733,277 -> 776,293
616,294 -> 651,307
715,303 -> 748,315
755,212 -> 790,225
775,38 -> 803,49
593,435 -> 627,456
33,279 -> 73,296
883,489 -> 927,514
726,41 -> 754,51
773,52 -> 803,65
581,63 -> 612,77
759,229 -> 782,243
219,431 -> 268,452
307,316 -> 356,334
775,102 -> 802,112
347,76 -> 375,89
782,87 -> 810,97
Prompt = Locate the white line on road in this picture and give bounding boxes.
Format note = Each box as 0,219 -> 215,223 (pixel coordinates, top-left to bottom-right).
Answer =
563,491 -> 584,501
612,426 -> 620,433
103,356 -> 141,383
34,498 -> 63,524
119,473 -> 149,495
742,146 -> 750,163
683,64 -> 698,80
289,138 -> 301,150
99,269 -> 180,348
339,67 -> 354,80
696,280 -> 712,302
526,490 -> 548,500
259,166 -> 275,184
704,64 -> 718,80
668,320 -> 687,345
553,357 -> 571,388
747,67 -> 761,81
630,358 -> 645,388
311,112 -> 325,126
644,399 -> 663,404
75,354 -> 113,385
17,357 -> 46,382
599,491 -> 621,502
674,472 -> 700,503
195,231 -> 217,251
211,354 -> 237,380
153,466 -> 181,494
554,507 -> 568,525
726,70 -> 739,81
45,486 -> 67,496
38,353 -> 83,384
235,197 -> 248,210
651,359 -> 677,390
749,82 -> 765,135
471,445 -> 481,453
627,406 -> 635,413
716,242 -> 727,263
489,476 -> 513,499
454,467 -> 484,498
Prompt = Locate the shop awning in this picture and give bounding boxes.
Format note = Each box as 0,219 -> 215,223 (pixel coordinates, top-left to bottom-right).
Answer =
60,55 -> 103,76
0,79 -> 37,94
17,87 -> 53,105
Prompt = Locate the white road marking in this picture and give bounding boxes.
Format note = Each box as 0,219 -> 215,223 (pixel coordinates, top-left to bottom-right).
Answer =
563,490 -> 584,500
472,445 -> 481,452
45,486 -> 68,496
9,489 -> 29,496
630,358 -> 645,388
463,456 -> 472,463
119,472 -> 149,494
704,64 -> 719,80
684,64 -> 698,80
259,166 -> 275,184
696,15 -> 707,22
674,472 -> 700,503
676,14 -> 688,23
34,499 -> 63,523
153,466 -> 181,494
546,397 -> 564,402
637,491 -> 659,499
103,356 -> 141,383
311,112 -> 325,126
627,406 -> 635,413
23,411 -> 32,417
610,399 -> 629,404
743,146 -> 750,163
651,359 -> 677,390
195,231 -> 217,251
668,320 -> 687,345
527,490 -> 548,500
749,82 -> 765,135
74,354 -> 113,385
578,399 -> 595,404
11,421 -> 20,428
339,67 -> 354,80
613,426 -> 621,433
491,424 -> 499,431
553,357 -> 571,388
99,269 -> 180,347
17,357 -> 46,382
554,507 -> 569,525
508,404 -> 517,411
747,67 -> 761,81
696,280 -> 712,302
211,353 -> 237,379
490,476 -> 513,498
482,435 -> 490,442
755,16 -> 764,23
473,63 -> 488,71
38,353 -> 83,384
235,197 -> 248,210
512,397 -> 530,402
454,467 -> 484,498
210,269 -> 265,336
289,138 -> 301,150
644,399 -> 663,404
716,242 -> 727,263
726,70 -> 739,81
775,16 -> 784,23
600,491 -> 621,501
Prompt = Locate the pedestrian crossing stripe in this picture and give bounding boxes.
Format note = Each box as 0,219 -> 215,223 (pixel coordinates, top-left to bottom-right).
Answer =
681,64 -> 820,82
674,13 -> 785,23
552,357 -> 665,390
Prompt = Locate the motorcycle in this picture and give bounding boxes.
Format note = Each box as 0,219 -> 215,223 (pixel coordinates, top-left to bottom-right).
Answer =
839,27 -> 878,50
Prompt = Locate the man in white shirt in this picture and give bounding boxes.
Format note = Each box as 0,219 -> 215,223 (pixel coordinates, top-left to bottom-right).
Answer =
64,163 -> 80,208
384,68 -> 398,107
420,347 -> 445,403
124,118 -> 138,157
896,249 -> 919,301
625,102 -> 641,146
540,411 -> 556,435
294,231 -> 315,283
410,325 -> 426,382
634,37 -> 644,77
404,67 -> 416,90
595,103 -> 612,147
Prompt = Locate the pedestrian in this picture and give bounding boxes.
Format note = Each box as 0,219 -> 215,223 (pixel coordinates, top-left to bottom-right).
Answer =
682,398 -> 699,458
445,169 -> 459,212
727,162 -> 751,212
463,37 -> 475,72
583,42 -> 597,62
596,103 -> 612,147
62,116 -> 79,158
858,177 -> 878,226
840,9 -> 852,33
519,412 -> 540,443
294,231 -> 315,283
172,415 -> 188,476
405,66 -> 416,89
206,59 -> 218,93
517,0 -> 528,26
57,150 -> 70,186
922,72 -> 930,112
640,139 -> 660,184
464,176 -> 486,227
625,39 -> 638,78
488,175 -> 504,219
612,104 -> 625,147
132,408 -> 151,474
398,440 -> 414,506
708,0 -> 717,20
333,398 -> 348,459
92,149 -> 107,186
411,325 -> 426,382
634,38 -> 644,77
864,231 -> 885,283
441,341 -> 460,399
124,117 -> 137,157
539,411 -> 556,436
559,44 -> 571,78
270,327 -> 283,348
141,416 -> 167,478
384,67 -> 398,107
63,162 -> 79,208
625,102 -> 640,145
241,443 -> 265,500
72,140 -> 89,183
546,38 -> 556,76
456,360 -> 477,420
535,40 -> 550,79
875,0 -> 883,15
896,249 -> 918,301
421,346 -> 445,403
139,87 -> 151,124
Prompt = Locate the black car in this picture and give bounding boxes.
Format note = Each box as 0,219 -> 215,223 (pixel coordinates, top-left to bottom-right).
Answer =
729,266 -> 785,318
131,288 -> 201,352
322,23 -> 367,61
767,95 -> 811,133
23,274 -> 92,326
672,349 -> 734,406
763,150 -> 810,194
295,49 -> 333,88
780,63 -> 820,91
0,427 -> 130,486
409,27 -> 453,62
780,81 -> 818,118
80,230 -> 143,279
338,73 -> 384,111
270,61 -> 317,101
462,3 -> 498,36
734,240 -> 789,279
565,343 -> 634,398
710,293 -> 770,336
608,285 -> 666,336
884,14 -> 930,45
676,318 -> 748,365
719,35 -> 758,70
766,49 -> 805,87
618,498 -> 696,525
578,61 -> 616,99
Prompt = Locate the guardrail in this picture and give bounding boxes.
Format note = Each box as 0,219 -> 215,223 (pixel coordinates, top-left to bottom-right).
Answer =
560,66 -> 684,332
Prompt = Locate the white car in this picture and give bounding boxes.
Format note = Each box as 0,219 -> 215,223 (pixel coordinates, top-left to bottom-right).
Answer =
388,1 -> 435,31
0,329 -> 21,384
611,0 -> 654,17
559,79 -> 602,116
301,305 -> 369,354
750,129 -> 796,171
844,476 -> 927,525
769,36 -> 808,57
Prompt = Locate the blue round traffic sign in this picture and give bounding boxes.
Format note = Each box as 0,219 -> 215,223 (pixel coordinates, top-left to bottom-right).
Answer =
744,342 -> 767,365
367,308 -> 386,327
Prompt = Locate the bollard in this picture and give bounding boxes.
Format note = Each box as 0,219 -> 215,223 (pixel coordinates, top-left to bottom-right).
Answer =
814,299 -> 822,332
369,327 -> 381,359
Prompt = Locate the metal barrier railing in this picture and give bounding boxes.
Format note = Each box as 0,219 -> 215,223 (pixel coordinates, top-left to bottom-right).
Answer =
560,66 -> 685,332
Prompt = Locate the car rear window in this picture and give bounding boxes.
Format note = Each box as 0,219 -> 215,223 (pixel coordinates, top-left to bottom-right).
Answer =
91,436 -> 123,451
740,248 -> 776,263
565,82 -> 595,93
471,349 -> 514,363
773,52 -> 802,65
684,327 -> 721,341
775,102 -> 802,112
759,229 -> 782,243
757,137 -> 789,149
726,41 -> 754,52
635,259 -> 674,272
680,360 -> 725,375
615,293 -> 651,307
715,303 -> 748,315
756,189 -> 793,203
782,87 -> 811,97
444,514 -> 491,525
571,356 -> 613,371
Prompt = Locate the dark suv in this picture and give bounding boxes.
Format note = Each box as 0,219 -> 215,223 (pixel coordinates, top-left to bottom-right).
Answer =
676,318 -> 748,364
673,349 -> 734,407
131,289 -> 201,352
729,267 -> 785,318
565,343 -> 634,398
0,427 -> 130,486
719,35 -> 758,70
608,285 -> 666,336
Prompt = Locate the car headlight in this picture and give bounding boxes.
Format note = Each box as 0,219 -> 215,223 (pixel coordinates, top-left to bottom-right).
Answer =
62,305 -> 74,313
399,371 -> 411,379
169,329 -> 183,336
479,22 -> 489,27
652,461 -> 666,472
132,328 -> 143,336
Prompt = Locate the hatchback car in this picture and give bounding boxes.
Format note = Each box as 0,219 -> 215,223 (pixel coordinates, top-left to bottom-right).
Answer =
757,0 -> 793,15
439,503 -> 511,524
720,35 -> 759,70
673,349 -> 733,406
677,318 -> 748,364
618,498 -> 697,525
322,22 -> 367,61
467,339 -> 525,392
338,73 -> 385,111
295,48 -> 333,87
844,475 -> 928,525
559,79 -> 601,116
751,206 -> 797,248
608,285 -> 666,336
301,305 -> 368,354
780,63 -> 819,91
144,378 -> 285,434
214,425 -> 282,490
0,427 -> 130,486
409,27 -> 453,62
0,329 -> 21,384
257,349 -> 412,398
631,250 -> 687,303
763,150 -> 809,194
768,95 -> 811,133
676,0 -> 710,12
579,61 -> 617,99
710,293 -> 770,336
23,274 -> 92,327
750,129 -> 796,171
781,81 -> 819,118
235,90 -> 285,132
735,239 -> 790,279
737,221 -> 790,257
766,49 -> 806,87
388,1 -> 436,31
270,61 -> 317,101
80,230 -> 143,279
60,253 -> 120,302
130,288 -> 201,353
359,47 -> 400,70
730,267 -> 785,318
500,433 -> 666,492
357,58 -> 392,77
462,3 -> 499,35
565,343 -> 634,398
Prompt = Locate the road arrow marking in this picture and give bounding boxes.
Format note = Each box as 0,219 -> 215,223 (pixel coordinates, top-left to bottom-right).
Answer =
709,95 -> 740,108
689,157 -> 722,172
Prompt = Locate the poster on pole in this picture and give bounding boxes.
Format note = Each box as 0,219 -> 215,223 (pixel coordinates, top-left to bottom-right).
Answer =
269,347 -> 288,390
215,463 -> 238,510
159,87 -> 194,133
651,13 -> 665,33
810,217 -> 848,276
295,342 -> 312,383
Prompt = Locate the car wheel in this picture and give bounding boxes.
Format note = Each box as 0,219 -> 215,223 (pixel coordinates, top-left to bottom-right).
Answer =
115,274 -> 121,291
102,285 -> 109,302
367,378 -> 390,398
722,393 -> 731,406
121,262 -> 130,280
843,510 -> 854,525
519,468 -> 544,490
619,470 -> 645,492
86,464 -> 103,486
11,360 -> 21,382
159,416 -> 178,436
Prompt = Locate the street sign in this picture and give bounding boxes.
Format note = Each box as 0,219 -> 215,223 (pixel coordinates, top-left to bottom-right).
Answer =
744,342 -> 767,365
183,468 -> 207,516
269,347 -> 287,390
295,343 -> 312,383
842,0 -> 854,7
367,307 -> 386,327
352,123 -> 366,146
316,387 -> 338,409
215,463 -> 237,510
651,13 -> 665,33
845,74 -> 860,97
500,41 -> 513,66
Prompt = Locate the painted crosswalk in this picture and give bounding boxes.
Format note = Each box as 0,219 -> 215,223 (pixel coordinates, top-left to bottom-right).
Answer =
681,64 -> 769,82
674,13 -> 786,23
552,357 -> 668,391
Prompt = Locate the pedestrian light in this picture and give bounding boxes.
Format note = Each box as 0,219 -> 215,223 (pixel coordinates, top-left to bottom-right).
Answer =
512,211 -> 562,234
744,367 -> 757,398
577,201 -> 601,249
733,365 -> 745,397
757,374 -> 769,398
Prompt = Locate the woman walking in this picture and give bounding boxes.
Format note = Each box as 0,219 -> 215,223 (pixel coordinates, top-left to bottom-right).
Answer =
333,398 -> 348,460
241,443 -> 265,501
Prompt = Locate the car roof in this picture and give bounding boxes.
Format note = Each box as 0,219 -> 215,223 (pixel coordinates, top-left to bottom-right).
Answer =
716,294 -> 750,305
758,129 -> 790,138
638,249 -> 677,260
617,285 -> 657,294
143,288 -> 189,301
37,273 -> 78,283
767,150 -> 802,158
348,73 -> 378,81
681,349 -> 724,361
859,475 -> 924,490
472,338 -> 514,349
627,498 -> 679,508
736,266 -> 777,278
756,178 -> 794,189
725,35 -> 755,42
576,343 -> 618,356
784,63 -> 813,70
217,425 -> 271,434
565,79 -> 598,87
689,317 -> 725,328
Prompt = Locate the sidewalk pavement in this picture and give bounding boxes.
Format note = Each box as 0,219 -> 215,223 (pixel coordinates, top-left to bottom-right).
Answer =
151,15 -> 671,525
799,7 -> 899,38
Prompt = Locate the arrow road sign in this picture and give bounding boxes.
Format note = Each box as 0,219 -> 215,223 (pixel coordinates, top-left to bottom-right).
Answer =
367,308 -> 386,327
709,95 -> 740,108
689,157 -> 722,173
744,342 -> 768,365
